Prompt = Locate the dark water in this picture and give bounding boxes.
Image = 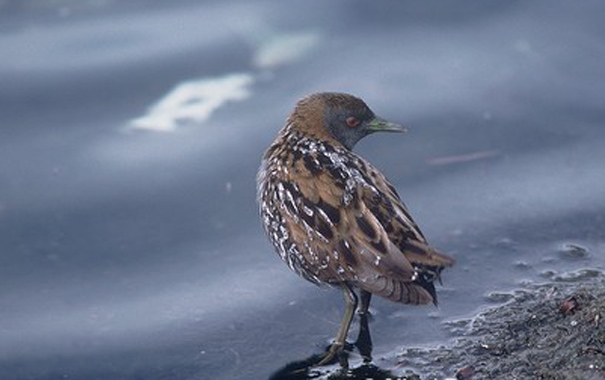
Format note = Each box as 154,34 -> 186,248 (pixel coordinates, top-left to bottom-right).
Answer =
2,1 -> 605,379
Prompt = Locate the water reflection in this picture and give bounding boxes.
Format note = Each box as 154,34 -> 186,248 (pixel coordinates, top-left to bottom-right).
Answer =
269,311 -> 386,380
270,363 -> 399,380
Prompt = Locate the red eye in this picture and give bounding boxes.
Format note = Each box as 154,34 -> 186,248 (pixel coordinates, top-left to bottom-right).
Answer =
346,116 -> 360,128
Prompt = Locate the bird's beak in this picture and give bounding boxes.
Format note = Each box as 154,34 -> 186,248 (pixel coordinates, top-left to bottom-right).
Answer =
366,116 -> 407,133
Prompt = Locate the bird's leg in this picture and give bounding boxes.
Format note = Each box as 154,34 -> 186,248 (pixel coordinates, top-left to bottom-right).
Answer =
355,290 -> 373,362
358,290 -> 372,316
316,284 -> 358,366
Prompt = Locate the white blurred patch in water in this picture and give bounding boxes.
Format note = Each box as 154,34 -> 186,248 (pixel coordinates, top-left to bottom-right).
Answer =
128,73 -> 254,132
252,31 -> 320,69
126,29 -> 319,132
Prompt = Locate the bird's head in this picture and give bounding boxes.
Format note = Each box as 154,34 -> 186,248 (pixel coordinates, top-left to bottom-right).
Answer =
287,92 -> 406,150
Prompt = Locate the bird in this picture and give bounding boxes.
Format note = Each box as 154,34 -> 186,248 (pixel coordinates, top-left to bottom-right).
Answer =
257,92 -> 454,365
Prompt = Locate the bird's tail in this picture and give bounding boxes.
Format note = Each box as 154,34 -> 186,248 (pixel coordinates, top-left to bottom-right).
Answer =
358,275 -> 435,306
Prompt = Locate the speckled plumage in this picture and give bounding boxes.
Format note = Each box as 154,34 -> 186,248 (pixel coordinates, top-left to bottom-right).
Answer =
258,93 -> 453,303
257,92 -> 454,365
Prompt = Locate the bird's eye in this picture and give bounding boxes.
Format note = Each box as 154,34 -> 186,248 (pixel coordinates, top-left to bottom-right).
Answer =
346,116 -> 360,128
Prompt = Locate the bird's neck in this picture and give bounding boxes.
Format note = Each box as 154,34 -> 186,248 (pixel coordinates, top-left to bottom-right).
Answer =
281,124 -> 348,152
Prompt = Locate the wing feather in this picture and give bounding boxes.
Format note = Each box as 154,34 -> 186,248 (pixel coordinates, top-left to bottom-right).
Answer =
275,148 -> 453,304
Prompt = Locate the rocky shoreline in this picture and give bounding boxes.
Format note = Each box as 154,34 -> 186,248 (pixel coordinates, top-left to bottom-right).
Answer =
396,273 -> 605,379
272,272 -> 605,380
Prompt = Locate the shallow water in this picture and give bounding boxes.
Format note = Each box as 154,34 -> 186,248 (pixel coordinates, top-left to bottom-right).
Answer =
1,1 -> 605,379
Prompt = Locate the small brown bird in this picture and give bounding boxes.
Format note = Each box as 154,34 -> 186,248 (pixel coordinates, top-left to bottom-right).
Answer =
257,92 -> 454,365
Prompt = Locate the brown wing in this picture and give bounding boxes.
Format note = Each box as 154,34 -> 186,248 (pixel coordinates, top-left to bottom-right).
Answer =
358,164 -> 455,304
361,169 -> 454,266
279,152 -> 452,305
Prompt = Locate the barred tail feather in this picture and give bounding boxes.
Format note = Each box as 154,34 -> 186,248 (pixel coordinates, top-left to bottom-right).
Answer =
359,275 -> 434,305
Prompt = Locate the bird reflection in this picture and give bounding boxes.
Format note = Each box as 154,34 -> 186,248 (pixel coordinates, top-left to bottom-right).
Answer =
269,310 -> 401,380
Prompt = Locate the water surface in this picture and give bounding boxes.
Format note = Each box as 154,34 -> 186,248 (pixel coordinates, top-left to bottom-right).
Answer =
1,1 -> 605,379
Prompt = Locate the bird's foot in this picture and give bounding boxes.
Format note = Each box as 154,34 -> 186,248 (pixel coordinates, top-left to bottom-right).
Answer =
354,331 -> 373,363
316,342 -> 350,367
355,313 -> 373,363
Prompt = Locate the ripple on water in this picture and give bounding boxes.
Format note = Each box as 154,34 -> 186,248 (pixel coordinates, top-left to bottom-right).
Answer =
557,243 -> 591,260
553,268 -> 602,283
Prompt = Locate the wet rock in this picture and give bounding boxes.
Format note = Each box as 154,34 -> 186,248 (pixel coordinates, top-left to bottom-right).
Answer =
443,318 -> 472,337
455,365 -> 474,379
554,268 -> 602,282
539,269 -> 557,279
559,296 -> 579,315
484,291 -> 514,303
396,275 -> 605,379
558,243 -> 590,259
